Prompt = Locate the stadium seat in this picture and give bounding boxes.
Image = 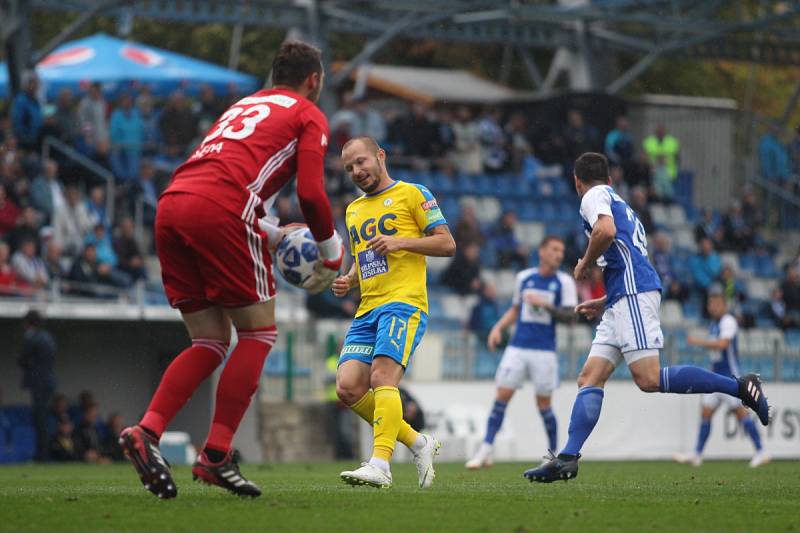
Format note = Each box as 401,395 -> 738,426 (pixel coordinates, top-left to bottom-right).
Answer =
2,407 -> 32,427
666,205 -> 688,230
474,349 -> 501,379
660,300 -> 684,327
428,256 -> 451,277
673,229 -> 696,251
720,253 -> 740,273
514,221 -> 545,249
495,270 -> 517,299
746,278 -> 777,301
478,197 -> 502,225
755,255 -> 779,278
441,294 -> 476,323
651,205 -> 669,227
11,426 -> 35,462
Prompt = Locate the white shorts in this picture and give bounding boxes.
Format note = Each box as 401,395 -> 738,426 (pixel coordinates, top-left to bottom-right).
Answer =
701,392 -> 742,411
495,346 -> 559,395
589,291 -> 664,367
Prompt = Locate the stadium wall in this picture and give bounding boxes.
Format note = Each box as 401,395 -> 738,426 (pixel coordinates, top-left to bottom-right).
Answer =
394,381 -> 800,462
628,94 -> 738,210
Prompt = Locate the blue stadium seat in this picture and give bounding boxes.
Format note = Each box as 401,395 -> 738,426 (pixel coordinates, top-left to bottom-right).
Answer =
786,330 -> 800,347
739,253 -> 757,274
2,407 -> 32,427
474,350 -> 501,379
782,358 -> 800,382
11,426 -> 35,462
755,255 -> 778,278
518,201 -> 538,221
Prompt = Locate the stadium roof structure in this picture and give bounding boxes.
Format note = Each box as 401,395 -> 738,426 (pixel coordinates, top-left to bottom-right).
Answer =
4,0 -> 800,99
337,63 -> 521,104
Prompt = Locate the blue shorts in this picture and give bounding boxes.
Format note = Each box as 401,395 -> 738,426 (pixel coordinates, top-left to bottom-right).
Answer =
339,302 -> 428,368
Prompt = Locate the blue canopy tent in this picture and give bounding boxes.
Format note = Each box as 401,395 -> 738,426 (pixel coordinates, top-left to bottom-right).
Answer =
0,33 -> 260,100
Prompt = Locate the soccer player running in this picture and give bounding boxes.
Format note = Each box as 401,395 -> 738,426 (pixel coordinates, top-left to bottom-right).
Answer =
674,288 -> 770,468
119,42 -> 344,499
524,153 -> 771,483
332,136 -> 456,488
466,236 -> 577,469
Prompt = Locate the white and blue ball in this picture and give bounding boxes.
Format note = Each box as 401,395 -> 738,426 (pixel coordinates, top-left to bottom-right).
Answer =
275,228 -> 320,288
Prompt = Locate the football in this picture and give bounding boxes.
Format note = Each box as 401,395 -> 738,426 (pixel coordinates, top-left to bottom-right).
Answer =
275,228 -> 322,288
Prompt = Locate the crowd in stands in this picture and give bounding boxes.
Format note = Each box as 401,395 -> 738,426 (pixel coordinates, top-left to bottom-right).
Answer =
45,390 -> 125,463
2,71 -> 800,337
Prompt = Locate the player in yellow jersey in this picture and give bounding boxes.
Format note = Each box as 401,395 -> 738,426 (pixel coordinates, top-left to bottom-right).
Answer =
332,136 -> 456,488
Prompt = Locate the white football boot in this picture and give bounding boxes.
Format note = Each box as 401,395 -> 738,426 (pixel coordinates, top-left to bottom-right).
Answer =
340,462 -> 393,488
413,434 -> 441,488
749,451 -> 771,468
465,443 -> 494,470
673,452 -> 702,467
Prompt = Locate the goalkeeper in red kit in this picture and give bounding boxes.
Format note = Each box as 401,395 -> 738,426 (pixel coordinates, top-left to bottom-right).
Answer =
119,41 -> 343,499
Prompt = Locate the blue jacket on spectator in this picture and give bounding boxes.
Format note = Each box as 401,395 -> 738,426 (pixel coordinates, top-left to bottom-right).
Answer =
11,92 -> 43,147
85,233 -> 118,267
690,251 -> 721,290
109,107 -> 144,150
759,133 -> 790,182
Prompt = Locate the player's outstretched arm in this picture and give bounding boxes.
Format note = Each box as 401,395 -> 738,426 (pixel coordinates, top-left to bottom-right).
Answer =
367,225 -> 456,257
332,262 -> 358,298
575,215 -> 616,280
488,305 -> 519,350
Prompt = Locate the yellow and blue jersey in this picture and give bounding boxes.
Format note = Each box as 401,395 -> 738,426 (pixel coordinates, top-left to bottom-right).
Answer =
340,180 -> 447,368
345,180 -> 447,317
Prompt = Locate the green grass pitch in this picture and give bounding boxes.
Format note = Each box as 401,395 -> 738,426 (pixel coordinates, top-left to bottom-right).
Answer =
1,461 -> 798,532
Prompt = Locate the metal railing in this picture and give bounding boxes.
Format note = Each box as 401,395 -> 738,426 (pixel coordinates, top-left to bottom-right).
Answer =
41,135 -> 116,223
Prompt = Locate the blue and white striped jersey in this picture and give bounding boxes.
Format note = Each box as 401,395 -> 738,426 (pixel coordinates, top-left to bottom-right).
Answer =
579,185 -> 662,307
709,313 -> 740,377
510,268 -> 577,352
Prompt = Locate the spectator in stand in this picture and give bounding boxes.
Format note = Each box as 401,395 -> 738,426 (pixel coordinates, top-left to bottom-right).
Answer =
131,159 -> 159,227
629,187 -> 654,234
53,88 -> 79,144
159,90 -> 197,151
29,158 -> 66,223
114,217 -> 147,282
478,107 -> 508,174
49,418 -> 79,462
453,205 -> 485,249
6,206 -> 41,252
77,82 -> 109,149
604,115 -> 634,169
563,109 -> 599,162
48,393 -> 70,436
491,211 -> 527,270
781,265 -> 800,320
643,123 -> 680,184
433,108 -> 455,161
468,281 -> 501,345
651,232 -> 686,302
0,240 -> 21,295
722,200 -> 755,252
766,287 -> 797,330
759,122 -> 790,185
109,92 -> 144,183
306,288 -> 357,319
719,263 -> 748,317
451,106 -> 483,175
85,186 -> 108,229
690,237 -> 722,299
137,92 -> 161,157
11,71 -> 43,151
0,185 -> 21,238
18,310 -> 57,461
790,124 -> 800,182
355,100 -> 388,144
578,266 -> 605,307
103,412 -> 126,462
85,224 -> 118,267
67,243 -> 122,297
43,240 -> 66,282
330,93 -> 361,146
193,84 -> 225,126
610,165 -> 630,201
442,242 -> 482,295
74,403 -> 110,463
274,195 -> 304,225
11,237 -> 48,290
53,185 -> 93,258
152,141 -> 184,174
694,207 -> 722,246
506,112 -> 533,174
740,188 -> 763,230
651,155 -> 674,202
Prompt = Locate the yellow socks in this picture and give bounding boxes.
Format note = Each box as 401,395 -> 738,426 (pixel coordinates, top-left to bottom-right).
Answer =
350,389 -> 419,449
372,386 -> 403,461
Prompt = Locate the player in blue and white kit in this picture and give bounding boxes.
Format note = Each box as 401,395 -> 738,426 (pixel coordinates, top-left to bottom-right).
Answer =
466,237 -> 577,469
674,290 -> 770,468
524,153 -> 772,483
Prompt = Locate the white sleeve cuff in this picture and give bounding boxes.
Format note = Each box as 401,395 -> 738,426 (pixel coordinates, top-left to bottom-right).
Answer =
317,232 -> 342,260
258,217 -> 281,244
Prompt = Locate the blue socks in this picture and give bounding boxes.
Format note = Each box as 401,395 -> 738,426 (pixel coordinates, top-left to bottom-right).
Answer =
742,417 -> 763,451
540,409 -> 558,452
695,418 -> 712,454
484,400 -> 508,444
659,366 -> 739,396
560,386 -> 604,457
